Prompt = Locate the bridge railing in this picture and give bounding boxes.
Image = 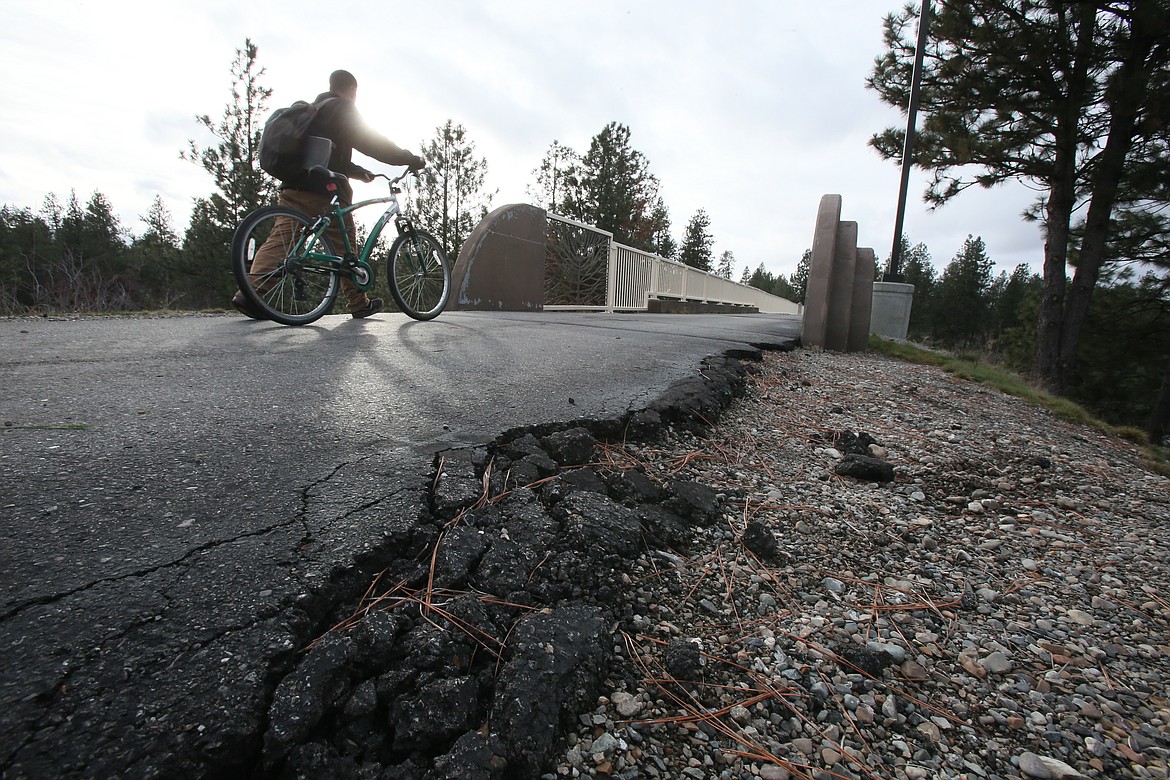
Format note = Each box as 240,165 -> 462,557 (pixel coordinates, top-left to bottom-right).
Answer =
545,213 -> 800,314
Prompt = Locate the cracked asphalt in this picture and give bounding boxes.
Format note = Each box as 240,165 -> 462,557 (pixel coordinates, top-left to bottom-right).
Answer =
0,310 -> 800,778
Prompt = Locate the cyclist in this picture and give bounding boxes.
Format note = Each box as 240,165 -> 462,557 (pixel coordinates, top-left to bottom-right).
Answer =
233,69 -> 426,319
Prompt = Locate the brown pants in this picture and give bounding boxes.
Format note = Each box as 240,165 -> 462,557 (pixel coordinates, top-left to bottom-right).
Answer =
246,189 -> 369,311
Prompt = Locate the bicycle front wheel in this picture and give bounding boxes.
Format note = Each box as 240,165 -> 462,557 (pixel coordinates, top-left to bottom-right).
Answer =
232,205 -> 339,326
387,230 -> 452,321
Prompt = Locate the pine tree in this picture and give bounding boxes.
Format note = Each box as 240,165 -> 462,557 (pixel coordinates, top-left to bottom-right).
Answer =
989,263 -> 1039,340
562,122 -> 659,249
773,274 -> 798,301
528,140 -> 578,214
181,199 -> 238,308
868,0 -> 1170,392
747,263 -> 776,292
647,198 -> 677,260
896,238 -> 936,338
932,235 -> 994,347
679,210 -> 714,271
132,197 -> 183,307
789,250 -> 811,304
716,250 -> 735,280
21,190 -> 133,311
180,39 -> 276,306
81,192 -> 127,267
54,191 -> 127,275
182,39 -> 275,232
141,196 -> 180,248
0,206 -> 52,312
411,120 -> 495,260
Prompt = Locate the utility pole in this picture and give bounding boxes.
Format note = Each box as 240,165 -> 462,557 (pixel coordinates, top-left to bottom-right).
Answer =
885,0 -> 931,282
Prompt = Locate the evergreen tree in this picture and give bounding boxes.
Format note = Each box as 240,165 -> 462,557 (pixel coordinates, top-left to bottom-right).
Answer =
141,196 -> 180,248
410,120 -> 495,260
182,39 -> 275,234
131,196 -> 184,307
716,250 -> 735,280
80,191 -> 127,270
679,209 -> 714,271
747,263 -> 775,292
788,250 -> 811,304
56,191 -> 87,258
180,39 -> 275,306
1070,270 -> 1170,432
772,274 -> 798,301
932,235 -> 994,347
868,1 -> 1170,393
895,238 -> 936,338
181,199 -> 237,309
0,206 -> 52,312
528,140 -> 578,214
20,190 -> 132,311
562,122 -> 659,249
647,198 -> 677,260
40,194 -> 63,234
988,263 -> 1040,341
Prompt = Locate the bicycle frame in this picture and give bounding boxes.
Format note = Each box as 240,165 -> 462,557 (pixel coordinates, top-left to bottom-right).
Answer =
289,168 -> 420,292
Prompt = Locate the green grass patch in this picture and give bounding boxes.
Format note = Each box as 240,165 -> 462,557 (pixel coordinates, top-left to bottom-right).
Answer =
868,335 -> 1169,473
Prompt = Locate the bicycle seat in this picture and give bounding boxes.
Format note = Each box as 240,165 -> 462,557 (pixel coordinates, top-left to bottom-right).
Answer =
308,165 -> 344,181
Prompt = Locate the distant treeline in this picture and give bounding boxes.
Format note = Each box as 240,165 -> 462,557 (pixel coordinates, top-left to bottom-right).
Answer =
0,192 -> 233,314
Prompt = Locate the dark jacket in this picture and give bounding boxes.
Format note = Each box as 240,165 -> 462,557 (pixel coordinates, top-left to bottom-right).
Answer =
282,91 -> 419,201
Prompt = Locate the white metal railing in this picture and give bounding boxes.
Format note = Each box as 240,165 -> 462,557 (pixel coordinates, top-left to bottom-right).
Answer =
545,213 -> 801,314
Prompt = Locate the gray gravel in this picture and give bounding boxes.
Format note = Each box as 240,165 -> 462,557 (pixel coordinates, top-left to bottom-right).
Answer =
547,349 -> 1170,780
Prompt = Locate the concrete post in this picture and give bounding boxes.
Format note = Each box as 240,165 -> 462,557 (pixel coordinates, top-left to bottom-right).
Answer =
848,248 -> 876,352
824,220 -> 858,352
801,195 -> 842,349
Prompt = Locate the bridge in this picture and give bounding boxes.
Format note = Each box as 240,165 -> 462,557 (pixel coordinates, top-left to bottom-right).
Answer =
449,197 -> 912,347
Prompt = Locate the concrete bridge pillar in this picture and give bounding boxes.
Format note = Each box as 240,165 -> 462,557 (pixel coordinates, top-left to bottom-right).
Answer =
801,195 -> 875,352
450,204 -> 547,311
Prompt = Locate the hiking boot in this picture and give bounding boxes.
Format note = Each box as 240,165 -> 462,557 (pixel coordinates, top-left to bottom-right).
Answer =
231,291 -> 266,320
351,298 -> 383,319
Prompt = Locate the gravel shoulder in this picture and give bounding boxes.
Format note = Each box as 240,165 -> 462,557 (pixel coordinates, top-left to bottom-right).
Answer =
14,338 -> 1158,780
553,348 -> 1170,780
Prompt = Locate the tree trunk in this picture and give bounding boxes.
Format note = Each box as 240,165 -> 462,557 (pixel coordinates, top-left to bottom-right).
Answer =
1034,3 -> 1098,394
1148,356 -> 1170,445
1034,155 -> 1076,393
1057,4 -> 1158,389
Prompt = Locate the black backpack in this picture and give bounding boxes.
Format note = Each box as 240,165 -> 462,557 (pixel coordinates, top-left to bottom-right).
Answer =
259,99 -> 328,180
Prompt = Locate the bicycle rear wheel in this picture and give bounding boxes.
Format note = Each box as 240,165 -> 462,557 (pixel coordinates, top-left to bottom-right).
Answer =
232,205 -> 339,326
387,230 -> 451,321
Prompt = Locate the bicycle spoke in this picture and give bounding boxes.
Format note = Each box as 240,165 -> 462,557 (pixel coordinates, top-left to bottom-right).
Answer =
388,230 -> 451,320
231,206 -> 340,326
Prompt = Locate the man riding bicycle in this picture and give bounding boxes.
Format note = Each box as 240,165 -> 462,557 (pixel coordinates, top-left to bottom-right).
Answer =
232,69 -> 425,319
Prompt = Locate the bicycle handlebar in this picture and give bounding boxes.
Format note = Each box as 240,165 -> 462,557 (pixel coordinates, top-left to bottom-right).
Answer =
373,167 -> 424,186
307,165 -> 423,188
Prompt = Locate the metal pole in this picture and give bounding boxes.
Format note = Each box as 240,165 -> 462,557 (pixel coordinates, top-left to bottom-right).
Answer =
886,0 -> 931,282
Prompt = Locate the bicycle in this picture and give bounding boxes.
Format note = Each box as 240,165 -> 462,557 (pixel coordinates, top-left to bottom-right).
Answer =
231,165 -> 452,326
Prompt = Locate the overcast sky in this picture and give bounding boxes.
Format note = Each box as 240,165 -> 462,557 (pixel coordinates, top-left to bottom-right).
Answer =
1,0 -> 1045,280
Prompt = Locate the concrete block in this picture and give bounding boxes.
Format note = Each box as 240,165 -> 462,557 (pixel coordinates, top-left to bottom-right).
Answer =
824,220 -> 858,352
801,194 -> 842,348
451,204 -> 547,311
848,248 -> 876,352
